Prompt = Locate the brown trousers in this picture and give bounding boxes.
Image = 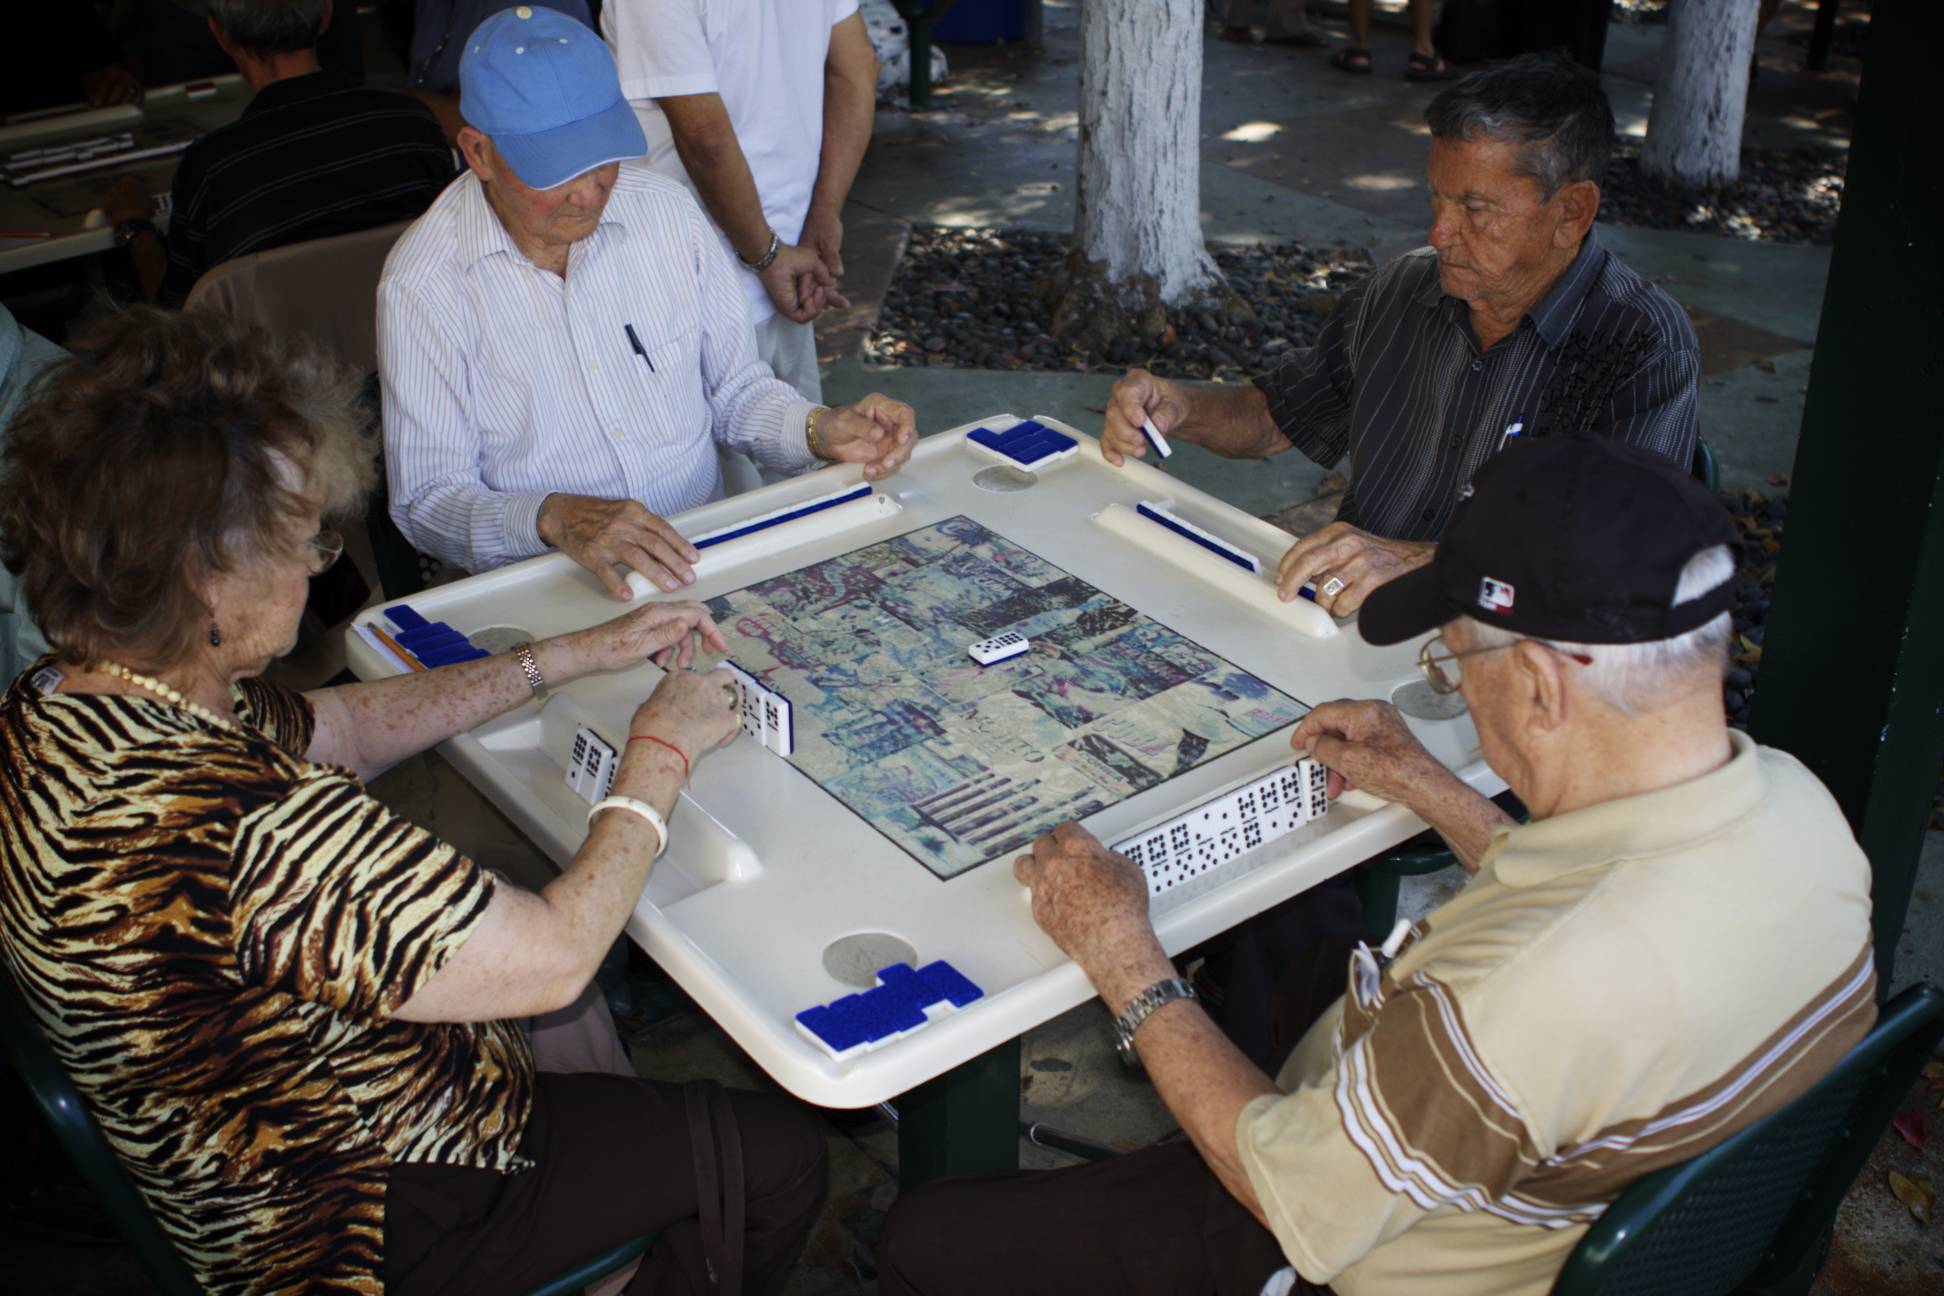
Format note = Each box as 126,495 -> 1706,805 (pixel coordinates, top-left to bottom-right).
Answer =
877,877 -> 1361,1296
384,1071 -> 826,1296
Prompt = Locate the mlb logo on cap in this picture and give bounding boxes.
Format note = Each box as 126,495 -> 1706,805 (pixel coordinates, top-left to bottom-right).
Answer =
1479,577 -> 1516,612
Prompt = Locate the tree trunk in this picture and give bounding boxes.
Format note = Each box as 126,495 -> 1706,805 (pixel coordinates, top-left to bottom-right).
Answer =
1641,0 -> 1760,188
1047,0 -> 1228,352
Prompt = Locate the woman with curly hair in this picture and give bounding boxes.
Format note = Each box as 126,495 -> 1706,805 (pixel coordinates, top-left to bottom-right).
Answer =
0,307 -> 824,1294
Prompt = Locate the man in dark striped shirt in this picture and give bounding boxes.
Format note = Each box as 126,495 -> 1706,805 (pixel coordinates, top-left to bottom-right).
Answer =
104,0 -> 453,307
1101,54 -> 1698,618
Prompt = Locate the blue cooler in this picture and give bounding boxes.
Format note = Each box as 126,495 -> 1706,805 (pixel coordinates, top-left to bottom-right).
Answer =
933,0 -> 1029,44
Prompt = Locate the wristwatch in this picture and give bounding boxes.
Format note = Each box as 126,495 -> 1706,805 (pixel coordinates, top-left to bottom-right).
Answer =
113,217 -> 159,248
509,641 -> 547,702
1111,976 -> 1197,1066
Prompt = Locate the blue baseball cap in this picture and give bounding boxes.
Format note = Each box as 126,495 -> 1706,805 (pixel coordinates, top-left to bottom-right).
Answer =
459,6 -> 645,191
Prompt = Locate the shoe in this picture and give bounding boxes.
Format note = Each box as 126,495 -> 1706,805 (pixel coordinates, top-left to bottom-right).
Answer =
1329,46 -> 1374,74
1405,50 -> 1456,81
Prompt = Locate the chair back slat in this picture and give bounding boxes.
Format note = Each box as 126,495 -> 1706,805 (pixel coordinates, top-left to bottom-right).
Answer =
0,972 -> 202,1295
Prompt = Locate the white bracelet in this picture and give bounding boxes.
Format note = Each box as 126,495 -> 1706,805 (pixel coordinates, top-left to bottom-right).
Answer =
587,796 -> 669,861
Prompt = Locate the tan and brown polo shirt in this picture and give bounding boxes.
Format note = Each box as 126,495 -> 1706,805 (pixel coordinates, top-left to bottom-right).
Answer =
1236,731 -> 1876,1295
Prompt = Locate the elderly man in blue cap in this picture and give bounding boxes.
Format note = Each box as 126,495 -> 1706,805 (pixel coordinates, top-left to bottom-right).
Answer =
378,5 -> 915,599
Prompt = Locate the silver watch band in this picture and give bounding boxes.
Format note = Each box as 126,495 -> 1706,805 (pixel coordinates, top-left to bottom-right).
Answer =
510,642 -> 546,701
1111,976 -> 1197,1065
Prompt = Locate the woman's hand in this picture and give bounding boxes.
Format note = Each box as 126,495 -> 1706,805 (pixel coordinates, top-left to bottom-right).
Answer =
630,666 -> 744,768
563,601 -> 726,675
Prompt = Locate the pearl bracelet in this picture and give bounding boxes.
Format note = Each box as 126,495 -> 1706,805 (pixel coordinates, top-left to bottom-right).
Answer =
587,795 -> 669,861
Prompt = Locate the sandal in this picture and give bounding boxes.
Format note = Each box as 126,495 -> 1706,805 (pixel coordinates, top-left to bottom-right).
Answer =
1329,46 -> 1374,75
1405,51 -> 1455,82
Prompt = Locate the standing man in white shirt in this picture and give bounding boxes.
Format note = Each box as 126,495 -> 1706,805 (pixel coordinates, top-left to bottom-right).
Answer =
379,7 -> 913,599
602,0 -> 879,410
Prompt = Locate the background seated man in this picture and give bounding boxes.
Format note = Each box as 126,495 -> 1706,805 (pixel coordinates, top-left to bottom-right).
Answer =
1100,54 -> 1699,618
879,438 -> 1875,1296
104,0 -> 453,306
0,306 -> 824,1294
380,7 -> 914,600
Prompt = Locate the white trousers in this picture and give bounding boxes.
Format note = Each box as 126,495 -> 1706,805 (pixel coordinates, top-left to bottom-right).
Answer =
719,311 -> 824,497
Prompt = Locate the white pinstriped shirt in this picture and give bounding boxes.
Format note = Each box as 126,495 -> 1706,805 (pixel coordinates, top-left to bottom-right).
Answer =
377,167 -> 817,572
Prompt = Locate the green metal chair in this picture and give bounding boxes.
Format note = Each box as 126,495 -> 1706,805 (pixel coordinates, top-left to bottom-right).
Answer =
1551,980 -> 1944,1295
1353,839 -> 1459,940
1,973 -> 653,1296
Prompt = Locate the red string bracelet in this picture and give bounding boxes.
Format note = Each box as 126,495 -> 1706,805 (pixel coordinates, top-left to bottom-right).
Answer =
629,734 -> 690,783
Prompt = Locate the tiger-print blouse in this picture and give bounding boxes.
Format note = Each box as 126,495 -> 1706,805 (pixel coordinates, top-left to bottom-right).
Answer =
0,662 -> 535,1294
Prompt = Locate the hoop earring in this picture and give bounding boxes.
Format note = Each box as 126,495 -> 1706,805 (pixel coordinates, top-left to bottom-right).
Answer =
209,621 -> 222,648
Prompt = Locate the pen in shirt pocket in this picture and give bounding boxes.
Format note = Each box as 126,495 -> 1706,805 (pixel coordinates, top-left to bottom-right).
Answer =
624,323 -> 655,372
1496,414 -> 1525,453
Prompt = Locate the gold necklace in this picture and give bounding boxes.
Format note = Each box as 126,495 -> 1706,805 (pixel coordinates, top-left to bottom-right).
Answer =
94,661 -> 236,730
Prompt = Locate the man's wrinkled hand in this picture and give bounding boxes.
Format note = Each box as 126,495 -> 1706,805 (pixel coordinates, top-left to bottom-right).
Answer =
818,394 -> 916,480
1291,699 -> 1445,806
1275,522 -> 1433,614
759,243 -> 835,323
81,62 -> 143,108
101,175 -> 152,226
1013,822 -> 1158,976
537,493 -> 701,601
1099,368 -> 1189,467
801,206 -> 845,279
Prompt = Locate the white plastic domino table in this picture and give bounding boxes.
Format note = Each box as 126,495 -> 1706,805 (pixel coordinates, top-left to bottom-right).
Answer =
344,415 -> 1503,1183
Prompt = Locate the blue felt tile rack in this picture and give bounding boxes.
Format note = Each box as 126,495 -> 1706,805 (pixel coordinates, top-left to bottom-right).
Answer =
795,960 -> 985,1061
371,603 -> 491,669
965,419 -> 1080,472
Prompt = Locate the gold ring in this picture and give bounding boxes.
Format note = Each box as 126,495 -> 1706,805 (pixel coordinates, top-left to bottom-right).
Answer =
723,682 -> 738,707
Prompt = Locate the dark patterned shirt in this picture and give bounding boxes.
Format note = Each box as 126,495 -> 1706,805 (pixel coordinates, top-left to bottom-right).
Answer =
0,663 -> 531,1294
1256,230 -> 1699,542
161,71 -> 455,306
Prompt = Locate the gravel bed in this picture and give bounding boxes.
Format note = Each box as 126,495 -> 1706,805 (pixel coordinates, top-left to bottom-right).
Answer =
1601,144 -> 1846,245
863,225 -> 1372,381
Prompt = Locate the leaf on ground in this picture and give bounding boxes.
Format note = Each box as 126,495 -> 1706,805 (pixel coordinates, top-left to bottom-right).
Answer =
1754,357 -> 1778,373
1888,1171 -> 1934,1225
1893,1108 -> 1927,1150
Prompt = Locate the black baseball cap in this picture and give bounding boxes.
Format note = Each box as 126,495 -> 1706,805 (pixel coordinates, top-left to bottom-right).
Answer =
1359,438 -> 1739,647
